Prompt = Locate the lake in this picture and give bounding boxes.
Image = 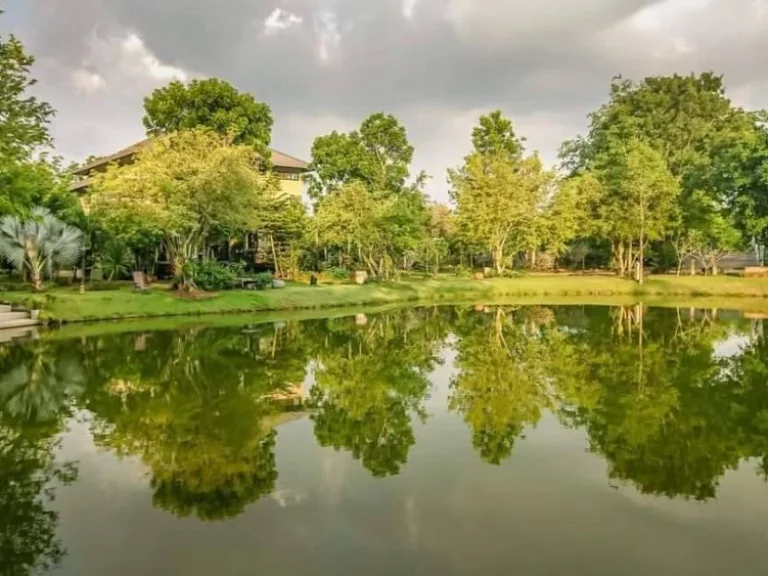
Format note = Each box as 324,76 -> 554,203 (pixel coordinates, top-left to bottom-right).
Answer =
1,305 -> 767,575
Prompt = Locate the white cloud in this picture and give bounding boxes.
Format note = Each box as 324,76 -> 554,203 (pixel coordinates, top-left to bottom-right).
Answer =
403,0 -> 419,19
71,68 -> 106,94
264,8 -> 303,34
121,33 -> 188,81
314,10 -> 341,62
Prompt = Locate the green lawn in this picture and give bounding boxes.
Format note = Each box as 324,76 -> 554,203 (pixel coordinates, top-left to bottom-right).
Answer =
2,274 -> 768,323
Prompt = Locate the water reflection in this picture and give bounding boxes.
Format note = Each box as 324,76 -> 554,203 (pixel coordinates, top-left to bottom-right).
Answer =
0,305 -> 767,574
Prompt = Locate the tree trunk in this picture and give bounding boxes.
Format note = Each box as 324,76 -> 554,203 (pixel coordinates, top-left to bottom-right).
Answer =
710,254 -> 718,276
638,229 -> 645,284
492,244 -> 504,275
270,234 -> 281,278
615,242 -> 625,277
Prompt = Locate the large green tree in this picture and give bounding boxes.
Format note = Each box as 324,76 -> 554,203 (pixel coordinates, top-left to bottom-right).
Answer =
306,113 -> 420,200
560,73 -> 759,271
596,139 -> 680,281
0,13 -> 77,220
450,152 -> 554,273
0,20 -> 53,162
142,78 -> 274,158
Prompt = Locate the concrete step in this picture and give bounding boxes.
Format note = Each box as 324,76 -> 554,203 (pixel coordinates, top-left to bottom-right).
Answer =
0,312 -> 30,322
0,304 -> 11,313
0,326 -> 38,343
0,318 -> 40,331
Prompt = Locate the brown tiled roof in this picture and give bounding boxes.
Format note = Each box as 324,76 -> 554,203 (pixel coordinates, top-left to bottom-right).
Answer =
70,138 -> 308,191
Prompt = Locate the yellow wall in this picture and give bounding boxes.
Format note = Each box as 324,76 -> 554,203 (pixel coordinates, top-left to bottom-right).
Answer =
276,173 -> 304,198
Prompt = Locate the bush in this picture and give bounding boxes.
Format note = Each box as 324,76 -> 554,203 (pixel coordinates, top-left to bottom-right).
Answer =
186,260 -> 241,291
328,267 -> 350,280
251,272 -> 274,290
0,282 -> 34,293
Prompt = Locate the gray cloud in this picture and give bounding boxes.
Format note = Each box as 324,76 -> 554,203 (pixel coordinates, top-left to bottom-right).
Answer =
5,0 -> 768,200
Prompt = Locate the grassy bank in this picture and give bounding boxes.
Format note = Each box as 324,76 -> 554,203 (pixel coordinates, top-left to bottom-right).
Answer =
2,275 -> 768,323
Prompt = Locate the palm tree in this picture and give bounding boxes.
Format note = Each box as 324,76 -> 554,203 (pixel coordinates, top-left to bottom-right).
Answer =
0,208 -> 83,290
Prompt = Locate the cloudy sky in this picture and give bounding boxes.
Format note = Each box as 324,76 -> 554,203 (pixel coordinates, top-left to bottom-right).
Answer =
3,0 -> 766,200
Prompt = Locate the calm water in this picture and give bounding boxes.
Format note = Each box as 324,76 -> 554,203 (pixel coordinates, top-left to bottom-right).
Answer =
1,305 -> 768,575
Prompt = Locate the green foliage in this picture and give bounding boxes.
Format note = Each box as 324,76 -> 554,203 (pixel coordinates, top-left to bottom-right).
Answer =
0,23 -> 54,162
142,78 -> 273,158
252,271 -> 274,290
90,129 -> 272,288
471,110 -> 525,159
327,266 -> 349,280
184,260 -> 240,291
306,113 -> 418,200
314,181 -> 429,278
450,150 -> 554,273
99,240 -> 133,281
0,208 -> 83,290
560,72 -> 762,272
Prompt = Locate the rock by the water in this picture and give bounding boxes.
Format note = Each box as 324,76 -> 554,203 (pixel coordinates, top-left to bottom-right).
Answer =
272,279 -> 286,289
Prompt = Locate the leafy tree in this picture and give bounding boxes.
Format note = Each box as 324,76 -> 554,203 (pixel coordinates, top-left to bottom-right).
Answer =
450,152 -> 553,273
471,110 -> 524,159
142,78 -> 273,158
306,113 -> 419,200
595,139 -> 680,281
0,18 -> 53,162
90,129 -> 273,288
314,181 -> 428,277
0,208 -> 83,290
0,13 -> 78,220
255,193 -> 308,278
560,73 -> 757,270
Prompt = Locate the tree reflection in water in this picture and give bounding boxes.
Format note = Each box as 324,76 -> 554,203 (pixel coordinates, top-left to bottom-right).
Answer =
0,340 -> 80,576
0,305 -> 766,547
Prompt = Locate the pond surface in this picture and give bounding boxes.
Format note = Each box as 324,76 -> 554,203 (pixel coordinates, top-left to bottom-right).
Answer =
1,305 -> 768,575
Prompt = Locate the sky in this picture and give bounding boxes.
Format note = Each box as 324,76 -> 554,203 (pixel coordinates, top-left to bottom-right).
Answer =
2,0 -> 767,201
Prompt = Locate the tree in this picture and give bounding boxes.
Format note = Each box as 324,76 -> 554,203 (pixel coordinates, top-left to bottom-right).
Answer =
596,140 -> 680,282
0,19 -> 53,163
450,152 -> 553,274
313,181 -> 428,277
0,208 -> 83,290
471,110 -> 524,159
142,78 -> 273,158
560,73 -> 757,270
0,13 -> 78,221
255,193 -> 308,278
306,113 -> 419,200
90,129 -> 273,288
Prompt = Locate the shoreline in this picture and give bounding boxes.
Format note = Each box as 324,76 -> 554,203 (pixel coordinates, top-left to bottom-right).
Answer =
2,275 -> 768,325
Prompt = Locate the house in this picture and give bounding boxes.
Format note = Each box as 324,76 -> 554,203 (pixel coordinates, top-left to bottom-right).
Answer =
69,138 -> 309,198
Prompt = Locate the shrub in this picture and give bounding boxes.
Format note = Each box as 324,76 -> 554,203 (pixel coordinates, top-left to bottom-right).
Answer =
252,272 -> 274,290
0,282 -> 34,293
186,260 -> 240,291
328,267 -> 349,280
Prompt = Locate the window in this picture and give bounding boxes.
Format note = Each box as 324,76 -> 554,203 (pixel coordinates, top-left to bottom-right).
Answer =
277,171 -> 300,181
